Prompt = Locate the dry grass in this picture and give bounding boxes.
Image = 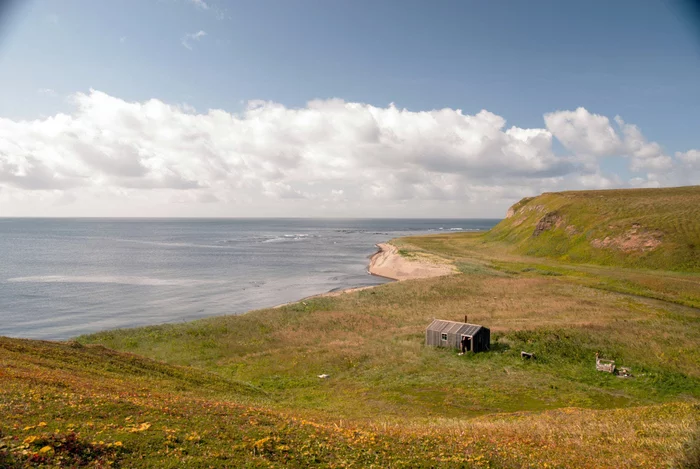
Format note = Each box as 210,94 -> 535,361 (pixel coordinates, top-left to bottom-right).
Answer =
1,337 -> 697,468
81,257 -> 700,422
8,206 -> 700,467
389,403 -> 700,469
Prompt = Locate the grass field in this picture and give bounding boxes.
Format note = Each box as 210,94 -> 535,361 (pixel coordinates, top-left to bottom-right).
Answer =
1,336 -> 697,468
2,186 -> 700,467
73,234 -> 699,466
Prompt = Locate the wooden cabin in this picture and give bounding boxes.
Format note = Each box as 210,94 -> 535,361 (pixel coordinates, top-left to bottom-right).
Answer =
425,319 -> 490,353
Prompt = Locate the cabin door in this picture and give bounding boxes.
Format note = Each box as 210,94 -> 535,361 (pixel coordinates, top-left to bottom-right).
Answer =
461,335 -> 472,352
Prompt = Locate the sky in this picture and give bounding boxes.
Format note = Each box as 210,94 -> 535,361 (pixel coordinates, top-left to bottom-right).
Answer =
0,0 -> 699,218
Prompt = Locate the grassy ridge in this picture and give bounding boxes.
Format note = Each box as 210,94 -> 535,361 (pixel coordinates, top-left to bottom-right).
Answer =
74,237 -> 700,466
0,337 -> 482,467
5,337 -> 695,468
486,186 -> 700,271
2,186 -> 700,467
1,334 -> 698,468
81,276 -> 700,417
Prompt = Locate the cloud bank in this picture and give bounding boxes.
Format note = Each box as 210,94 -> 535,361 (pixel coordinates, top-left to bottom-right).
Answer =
0,91 -> 697,217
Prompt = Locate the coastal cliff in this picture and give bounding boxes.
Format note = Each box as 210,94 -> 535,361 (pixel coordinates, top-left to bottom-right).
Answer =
488,186 -> 700,271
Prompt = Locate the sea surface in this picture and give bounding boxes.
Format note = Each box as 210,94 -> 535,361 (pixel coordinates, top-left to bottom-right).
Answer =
0,218 -> 500,340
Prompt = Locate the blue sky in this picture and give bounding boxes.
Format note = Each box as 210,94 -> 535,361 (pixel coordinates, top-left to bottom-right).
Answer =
0,0 -> 699,217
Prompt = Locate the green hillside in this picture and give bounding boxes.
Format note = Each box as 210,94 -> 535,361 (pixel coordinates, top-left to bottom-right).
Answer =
6,333 -> 695,468
486,186 -> 700,271
2,186 -> 700,467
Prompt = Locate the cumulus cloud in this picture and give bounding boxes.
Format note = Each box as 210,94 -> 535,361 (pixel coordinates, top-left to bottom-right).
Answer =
181,30 -> 207,50
545,107 -> 676,174
676,149 -> 700,168
614,116 -> 673,172
545,107 -> 622,157
0,90 -> 696,217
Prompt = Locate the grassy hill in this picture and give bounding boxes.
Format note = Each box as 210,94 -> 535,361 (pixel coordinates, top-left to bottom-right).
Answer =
2,186 -> 700,467
5,336 -> 695,468
485,186 -> 700,272
4,336 -> 532,468
72,241 -> 699,467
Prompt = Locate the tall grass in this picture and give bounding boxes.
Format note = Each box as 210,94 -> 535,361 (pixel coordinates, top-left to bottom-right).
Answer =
2,335 -> 697,468
674,422 -> 700,469
5,188 -> 700,467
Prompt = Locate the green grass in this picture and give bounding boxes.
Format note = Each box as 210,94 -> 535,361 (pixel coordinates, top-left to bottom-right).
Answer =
398,231 -> 700,309
488,186 -> 700,272
3,186 -> 700,467
68,215 -> 699,465
2,336 -> 697,468
78,273 -> 699,419
2,337 -> 528,468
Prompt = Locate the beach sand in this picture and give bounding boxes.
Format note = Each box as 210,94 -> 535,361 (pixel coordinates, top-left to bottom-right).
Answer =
367,242 -> 456,281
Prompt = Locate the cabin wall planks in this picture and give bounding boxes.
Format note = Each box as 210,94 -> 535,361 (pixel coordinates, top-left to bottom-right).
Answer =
425,319 -> 490,353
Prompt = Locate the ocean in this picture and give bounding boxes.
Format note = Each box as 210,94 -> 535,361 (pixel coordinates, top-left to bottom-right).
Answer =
0,218 -> 500,340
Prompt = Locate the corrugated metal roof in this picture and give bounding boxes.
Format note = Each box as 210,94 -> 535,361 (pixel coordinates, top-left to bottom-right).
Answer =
426,319 -> 484,337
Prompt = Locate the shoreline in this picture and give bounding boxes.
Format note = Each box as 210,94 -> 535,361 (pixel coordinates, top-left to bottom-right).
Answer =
367,242 -> 456,281
274,241 -> 455,308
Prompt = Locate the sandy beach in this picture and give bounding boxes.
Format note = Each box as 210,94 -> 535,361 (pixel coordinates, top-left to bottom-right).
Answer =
367,242 -> 456,281
274,242 -> 455,308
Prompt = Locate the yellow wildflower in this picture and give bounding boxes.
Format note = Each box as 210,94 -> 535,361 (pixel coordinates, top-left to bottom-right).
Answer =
128,422 -> 151,433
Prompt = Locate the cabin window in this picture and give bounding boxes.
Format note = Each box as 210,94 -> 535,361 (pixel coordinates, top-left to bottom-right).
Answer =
441,333 -> 447,341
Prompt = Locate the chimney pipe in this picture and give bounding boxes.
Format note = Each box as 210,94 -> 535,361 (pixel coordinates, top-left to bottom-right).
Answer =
464,314 -> 468,324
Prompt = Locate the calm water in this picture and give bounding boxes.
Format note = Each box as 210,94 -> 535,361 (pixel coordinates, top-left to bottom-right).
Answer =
0,218 -> 499,340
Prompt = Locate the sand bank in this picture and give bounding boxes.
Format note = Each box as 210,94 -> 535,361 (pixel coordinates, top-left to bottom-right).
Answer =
368,243 -> 456,281
274,242 -> 454,308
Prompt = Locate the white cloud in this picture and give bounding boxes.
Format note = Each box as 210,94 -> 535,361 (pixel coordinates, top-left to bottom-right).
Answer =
0,90 -> 696,217
544,107 -> 622,157
185,0 -> 227,19
614,116 -> 672,172
629,176 -> 662,188
676,149 -> 700,168
120,36 -> 127,44
189,0 -> 209,9
545,108 -> 675,174
576,171 -> 621,189
181,30 -> 207,50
